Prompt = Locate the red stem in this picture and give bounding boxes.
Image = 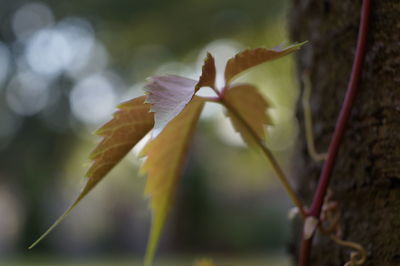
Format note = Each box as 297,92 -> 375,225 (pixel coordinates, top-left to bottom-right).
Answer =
299,0 -> 371,265
309,0 -> 371,221
299,237 -> 311,266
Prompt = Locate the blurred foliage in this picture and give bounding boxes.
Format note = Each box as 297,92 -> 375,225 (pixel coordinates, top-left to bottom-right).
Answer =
0,254 -> 290,266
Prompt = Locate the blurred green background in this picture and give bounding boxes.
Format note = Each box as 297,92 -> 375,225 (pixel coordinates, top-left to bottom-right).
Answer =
0,0 -> 300,265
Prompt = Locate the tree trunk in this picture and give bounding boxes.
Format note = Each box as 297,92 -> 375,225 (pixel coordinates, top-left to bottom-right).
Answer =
289,1 -> 400,265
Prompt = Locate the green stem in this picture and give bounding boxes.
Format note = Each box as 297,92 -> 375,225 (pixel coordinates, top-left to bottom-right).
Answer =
202,86 -> 306,217
219,97 -> 306,218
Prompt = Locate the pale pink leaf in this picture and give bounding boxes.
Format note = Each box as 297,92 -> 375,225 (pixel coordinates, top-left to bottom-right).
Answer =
145,75 -> 197,135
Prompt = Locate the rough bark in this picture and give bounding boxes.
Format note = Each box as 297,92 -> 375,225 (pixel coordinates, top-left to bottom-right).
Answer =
289,1 -> 400,265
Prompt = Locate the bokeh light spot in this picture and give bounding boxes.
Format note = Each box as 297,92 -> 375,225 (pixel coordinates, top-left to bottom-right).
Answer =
12,2 -> 54,41
26,29 -> 73,76
5,71 -> 49,116
70,74 -> 117,125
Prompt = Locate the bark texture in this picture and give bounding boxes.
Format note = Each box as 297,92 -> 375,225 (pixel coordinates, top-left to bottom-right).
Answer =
289,1 -> 400,265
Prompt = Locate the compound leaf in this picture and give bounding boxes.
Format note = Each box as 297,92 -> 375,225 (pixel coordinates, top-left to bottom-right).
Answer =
224,84 -> 272,146
224,42 -> 306,84
29,96 -> 154,249
140,97 -> 205,266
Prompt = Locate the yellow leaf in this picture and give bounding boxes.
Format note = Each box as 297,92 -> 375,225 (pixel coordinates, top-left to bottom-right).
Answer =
224,42 -> 306,84
223,84 -> 272,146
29,96 -> 154,249
83,95 -> 154,200
140,97 -> 205,265
195,52 -> 216,91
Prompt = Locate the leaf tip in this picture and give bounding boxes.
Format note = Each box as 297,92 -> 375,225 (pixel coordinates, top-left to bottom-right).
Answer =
292,40 -> 309,50
28,205 -> 77,250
